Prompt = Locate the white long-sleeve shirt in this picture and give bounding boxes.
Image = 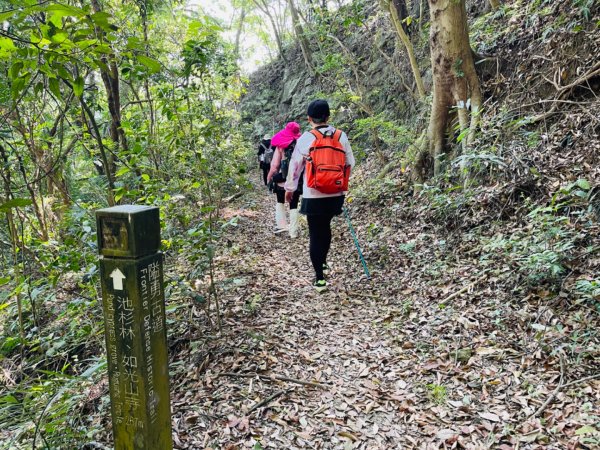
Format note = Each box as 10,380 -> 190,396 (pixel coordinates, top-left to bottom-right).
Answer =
284,125 -> 355,199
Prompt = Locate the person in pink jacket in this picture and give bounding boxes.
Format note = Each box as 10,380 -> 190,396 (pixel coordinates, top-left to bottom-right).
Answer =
267,122 -> 302,236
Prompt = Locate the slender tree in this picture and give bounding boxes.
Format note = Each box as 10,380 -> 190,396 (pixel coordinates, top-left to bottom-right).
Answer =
233,7 -> 248,59
379,0 -> 426,98
252,0 -> 287,62
287,0 -> 314,74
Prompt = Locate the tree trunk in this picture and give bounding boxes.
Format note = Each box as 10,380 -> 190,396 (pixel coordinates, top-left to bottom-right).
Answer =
15,107 -> 71,208
288,0 -> 314,75
233,7 -> 247,59
137,2 -> 160,173
80,98 -> 116,206
90,0 -> 136,168
43,98 -> 73,206
0,144 -> 22,255
381,0 -> 426,98
15,149 -> 48,241
426,0 -> 481,176
139,2 -> 155,141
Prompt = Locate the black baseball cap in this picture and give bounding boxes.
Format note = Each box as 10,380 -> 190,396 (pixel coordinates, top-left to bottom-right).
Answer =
307,99 -> 330,121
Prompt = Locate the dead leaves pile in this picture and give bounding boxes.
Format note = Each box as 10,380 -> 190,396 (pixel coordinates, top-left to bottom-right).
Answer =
163,179 -> 599,449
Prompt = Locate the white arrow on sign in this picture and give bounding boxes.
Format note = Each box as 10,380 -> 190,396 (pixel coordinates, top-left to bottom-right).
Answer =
110,268 -> 126,291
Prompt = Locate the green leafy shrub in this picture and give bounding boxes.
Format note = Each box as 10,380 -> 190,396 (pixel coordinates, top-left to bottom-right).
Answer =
574,279 -> 600,310
418,183 -> 476,228
481,180 -> 594,288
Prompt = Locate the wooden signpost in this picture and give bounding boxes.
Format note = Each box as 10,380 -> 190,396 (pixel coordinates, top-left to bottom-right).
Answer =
96,205 -> 173,450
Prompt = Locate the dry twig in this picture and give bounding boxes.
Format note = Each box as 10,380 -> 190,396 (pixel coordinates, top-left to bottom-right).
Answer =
530,355 -> 565,417
527,359 -> 600,417
562,373 -> 600,389
531,62 -> 600,123
348,290 -> 380,299
220,372 -> 330,389
441,275 -> 487,304
247,388 -> 292,414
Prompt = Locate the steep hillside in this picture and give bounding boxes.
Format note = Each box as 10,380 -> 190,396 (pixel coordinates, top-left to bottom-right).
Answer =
242,1 -> 424,138
242,0 -> 600,187
241,0 -> 600,254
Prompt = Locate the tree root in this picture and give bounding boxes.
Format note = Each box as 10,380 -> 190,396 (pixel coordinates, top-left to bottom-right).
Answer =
530,62 -> 600,123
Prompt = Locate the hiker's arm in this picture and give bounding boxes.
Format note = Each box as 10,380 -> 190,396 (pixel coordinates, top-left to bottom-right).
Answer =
266,148 -> 282,183
285,140 -> 305,202
284,133 -> 311,193
284,158 -> 303,202
284,156 -> 301,193
340,131 -> 355,182
341,132 -> 355,169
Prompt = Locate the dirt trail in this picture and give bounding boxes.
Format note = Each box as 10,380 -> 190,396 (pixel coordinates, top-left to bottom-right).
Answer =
169,176 -> 600,449
170,177 -> 413,449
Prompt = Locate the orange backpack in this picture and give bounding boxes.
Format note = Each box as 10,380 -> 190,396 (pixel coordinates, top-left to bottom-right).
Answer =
305,129 -> 350,194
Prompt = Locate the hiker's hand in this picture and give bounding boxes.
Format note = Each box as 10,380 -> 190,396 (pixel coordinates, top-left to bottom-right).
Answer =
285,191 -> 293,203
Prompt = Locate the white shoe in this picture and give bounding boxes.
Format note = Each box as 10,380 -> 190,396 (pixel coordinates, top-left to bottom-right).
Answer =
289,209 -> 299,238
274,203 -> 288,233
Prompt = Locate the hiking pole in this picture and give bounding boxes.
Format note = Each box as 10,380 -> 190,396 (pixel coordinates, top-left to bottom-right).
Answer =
343,206 -> 370,279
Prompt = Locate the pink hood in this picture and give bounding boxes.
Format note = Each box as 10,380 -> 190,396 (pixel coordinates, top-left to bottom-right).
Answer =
271,122 -> 301,148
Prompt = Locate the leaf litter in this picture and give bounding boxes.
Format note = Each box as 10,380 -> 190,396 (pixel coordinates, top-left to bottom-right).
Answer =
163,173 -> 599,449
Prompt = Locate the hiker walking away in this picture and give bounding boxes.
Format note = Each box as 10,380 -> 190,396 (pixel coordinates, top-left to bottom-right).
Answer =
257,134 -> 273,186
284,100 -> 355,292
267,122 -> 302,236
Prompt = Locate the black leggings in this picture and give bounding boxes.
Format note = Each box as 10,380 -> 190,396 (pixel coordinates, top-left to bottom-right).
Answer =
307,214 -> 335,281
275,189 -> 300,209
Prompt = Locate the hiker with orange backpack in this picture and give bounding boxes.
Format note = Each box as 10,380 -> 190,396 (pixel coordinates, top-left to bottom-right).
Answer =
284,100 -> 355,292
267,122 -> 302,236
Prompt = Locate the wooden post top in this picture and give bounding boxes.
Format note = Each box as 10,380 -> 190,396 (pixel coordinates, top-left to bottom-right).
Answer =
96,205 -> 160,259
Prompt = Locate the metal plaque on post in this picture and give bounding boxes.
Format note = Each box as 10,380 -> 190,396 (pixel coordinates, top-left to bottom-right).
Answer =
96,205 -> 173,450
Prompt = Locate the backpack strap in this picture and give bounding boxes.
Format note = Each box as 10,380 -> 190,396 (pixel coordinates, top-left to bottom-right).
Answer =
309,129 -> 324,139
285,139 -> 296,151
308,128 -> 345,157
309,128 -> 342,139
332,129 -> 342,142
